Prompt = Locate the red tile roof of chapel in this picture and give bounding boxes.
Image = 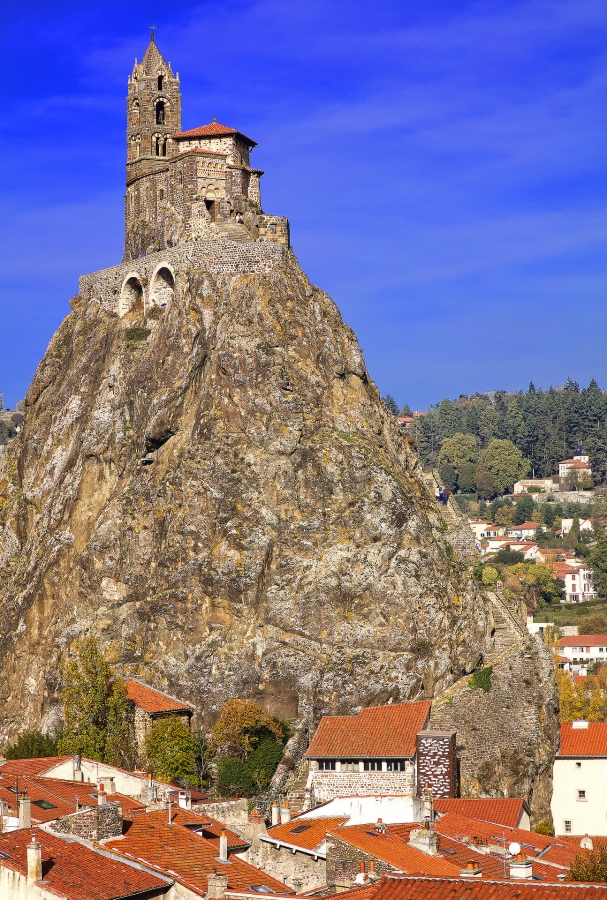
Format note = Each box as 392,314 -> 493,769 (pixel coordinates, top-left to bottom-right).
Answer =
123,679 -> 192,715
0,827 -> 168,900
173,121 -> 258,146
306,702 -> 431,759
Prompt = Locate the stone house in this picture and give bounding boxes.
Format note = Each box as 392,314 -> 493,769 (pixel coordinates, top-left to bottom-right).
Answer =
123,679 -> 193,760
304,702 -> 457,803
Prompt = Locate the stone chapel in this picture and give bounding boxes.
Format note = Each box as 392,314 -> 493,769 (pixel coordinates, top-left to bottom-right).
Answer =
124,34 -> 289,260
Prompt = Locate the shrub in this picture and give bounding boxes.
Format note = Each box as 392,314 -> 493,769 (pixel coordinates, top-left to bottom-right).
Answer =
4,730 -> 58,760
570,849 -> 607,883
208,699 -> 285,758
145,716 -> 198,785
216,757 -> 254,796
534,820 -> 554,836
469,666 -> 493,693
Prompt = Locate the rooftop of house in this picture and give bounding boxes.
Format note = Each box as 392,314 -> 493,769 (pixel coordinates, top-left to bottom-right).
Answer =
322,873 -> 607,900
0,773 -> 145,823
0,827 -> 169,900
172,121 -> 258,146
559,636 -> 607,648
106,814 -> 293,897
124,679 -> 193,715
558,721 -> 607,758
305,702 -> 431,760
433,798 -> 528,828
137,808 -> 249,849
0,755 -> 71,775
508,522 -> 540,530
265,816 -> 349,853
327,824 -> 462,877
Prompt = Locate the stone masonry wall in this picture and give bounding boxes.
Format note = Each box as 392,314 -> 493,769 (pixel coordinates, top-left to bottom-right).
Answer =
325,834 -> 394,889
311,771 -> 414,803
430,639 -> 559,824
244,839 -> 326,893
51,802 -> 123,840
79,239 -> 288,313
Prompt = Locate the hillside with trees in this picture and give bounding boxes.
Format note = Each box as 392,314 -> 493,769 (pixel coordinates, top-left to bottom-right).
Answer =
389,379 -> 607,486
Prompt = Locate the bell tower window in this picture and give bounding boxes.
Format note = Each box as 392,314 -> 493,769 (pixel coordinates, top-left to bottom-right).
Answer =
158,74 -> 164,90
156,101 -> 165,125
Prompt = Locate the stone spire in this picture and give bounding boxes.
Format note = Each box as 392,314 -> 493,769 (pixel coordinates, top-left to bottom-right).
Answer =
126,36 -> 182,168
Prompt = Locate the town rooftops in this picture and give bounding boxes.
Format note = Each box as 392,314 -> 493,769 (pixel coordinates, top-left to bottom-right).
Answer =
264,816 -> 349,854
305,702 -> 431,760
124,679 -> 193,715
327,824 -> 462,877
172,121 -> 258,146
558,721 -> 607,758
105,814 -> 293,897
433,798 -> 528,828
509,522 -> 540,531
0,773 -> 145,824
0,827 -> 169,900
323,873 -> 607,900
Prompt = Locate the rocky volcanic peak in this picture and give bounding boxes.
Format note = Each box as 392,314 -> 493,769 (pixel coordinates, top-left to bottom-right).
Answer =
0,251 -> 558,820
0,252 -> 488,732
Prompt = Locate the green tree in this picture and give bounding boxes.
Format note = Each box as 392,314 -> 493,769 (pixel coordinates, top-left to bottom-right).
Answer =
481,566 -> 498,587
400,403 -> 412,417
570,849 -> 607,882
592,526 -> 607,597
208,699 -> 285,758
458,461 -> 477,493
4,731 -> 58,759
438,433 -> 479,479
438,461 -> 457,492
145,716 -> 198,784
381,395 -> 399,416
513,494 -> 534,525
505,563 -> 563,609
480,440 -> 530,495
475,466 -> 497,500
58,636 -> 132,766
578,614 -> 607,635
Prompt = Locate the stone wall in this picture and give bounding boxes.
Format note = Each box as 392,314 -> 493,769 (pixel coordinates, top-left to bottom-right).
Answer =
430,639 -> 559,824
244,838 -> 326,892
194,798 -> 250,827
51,802 -> 123,840
311,771 -> 414,803
325,834 -> 393,889
79,239 -> 288,315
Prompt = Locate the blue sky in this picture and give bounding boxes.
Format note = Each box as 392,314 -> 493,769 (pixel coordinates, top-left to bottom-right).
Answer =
1,0 -> 606,410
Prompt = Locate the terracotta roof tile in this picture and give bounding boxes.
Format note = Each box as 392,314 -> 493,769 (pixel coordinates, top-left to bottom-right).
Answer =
141,808 -> 249,848
106,815 -> 293,897
559,722 -> 607,757
559,637 -> 607,648
305,702 -> 431,759
0,773 -> 144,823
124,680 -> 192,715
173,122 -> 258,146
328,825 -> 462,876
265,817 -> 349,852
434,799 -> 526,828
0,827 -> 167,900
335,873 -> 607,900
0,756 -> 71,775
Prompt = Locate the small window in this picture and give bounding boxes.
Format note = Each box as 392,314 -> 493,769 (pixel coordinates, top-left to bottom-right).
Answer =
158,74 -> 164,90
576,762 -> 582,768
578,790 -> 586,800
159,190 -> 164,200
32,799 -> 58,810
0,850 -> 12,860
564,821 -> 572,833
290,824 -> 311,835
364,760 -> 382,772
249,887 -> 276,894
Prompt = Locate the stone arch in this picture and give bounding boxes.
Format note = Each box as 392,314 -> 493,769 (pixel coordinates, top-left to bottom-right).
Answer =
118,273 -> 144,317
149,265 -> 175,309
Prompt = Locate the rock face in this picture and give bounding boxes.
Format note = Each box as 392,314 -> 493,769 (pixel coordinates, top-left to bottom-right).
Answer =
0,248 -> 558,816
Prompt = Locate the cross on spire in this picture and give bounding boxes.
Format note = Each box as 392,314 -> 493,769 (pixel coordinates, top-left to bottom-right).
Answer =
149,23 -> 157,41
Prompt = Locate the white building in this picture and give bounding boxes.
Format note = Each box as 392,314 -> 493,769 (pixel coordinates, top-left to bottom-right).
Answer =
514,478 -> 557,494
507,522 -> 544,540
553,564 -> 596,603
558,635 -> 607,665
560,518 -> 594,536
552,721 -> 607,837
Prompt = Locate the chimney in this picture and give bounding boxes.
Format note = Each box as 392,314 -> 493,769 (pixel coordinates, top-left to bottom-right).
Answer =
509,856 -> 533,880
19,797 -> 31,829
219,829 -> 228,862
354,862 -> 367,885
459,862 -> 482,878
581,835 -> 594,850
422,785 -> 435,826
106,778 -> 116,794
408,827 -> 438,856
27,836 -> 42,882
368,861 -> 378,882
374,818 -> 386,834
98,783 -> 107,806
280,801 -> 291,824
271,801 -> 280,827
208,871 -> 228,899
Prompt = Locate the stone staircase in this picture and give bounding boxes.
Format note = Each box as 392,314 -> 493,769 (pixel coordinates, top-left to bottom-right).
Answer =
423,469 -> 478,562
214,223 -> 252,243
484,589 -> 527,662
285,759 -> 311,813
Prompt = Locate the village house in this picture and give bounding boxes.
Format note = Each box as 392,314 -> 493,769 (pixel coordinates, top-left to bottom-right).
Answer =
507,522 -> 544,540
553,564 -> 596,604
552,720 -> 607,837
559,518 -> 594,536
514,477 -> 558,494
303,702 -> 456,806
123,679 -> 193,760
557,634 -> 607,666
558,444 -> 593,488
468,522 -> 505,541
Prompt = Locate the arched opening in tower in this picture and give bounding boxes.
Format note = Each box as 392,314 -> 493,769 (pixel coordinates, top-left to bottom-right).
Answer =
156,101 -> 165,125
150,267 -> 175,309
157,74 -> 164,90
118,276 -> 144,317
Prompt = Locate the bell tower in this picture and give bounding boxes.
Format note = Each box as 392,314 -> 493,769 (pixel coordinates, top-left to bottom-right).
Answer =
126,32 -> 181,176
